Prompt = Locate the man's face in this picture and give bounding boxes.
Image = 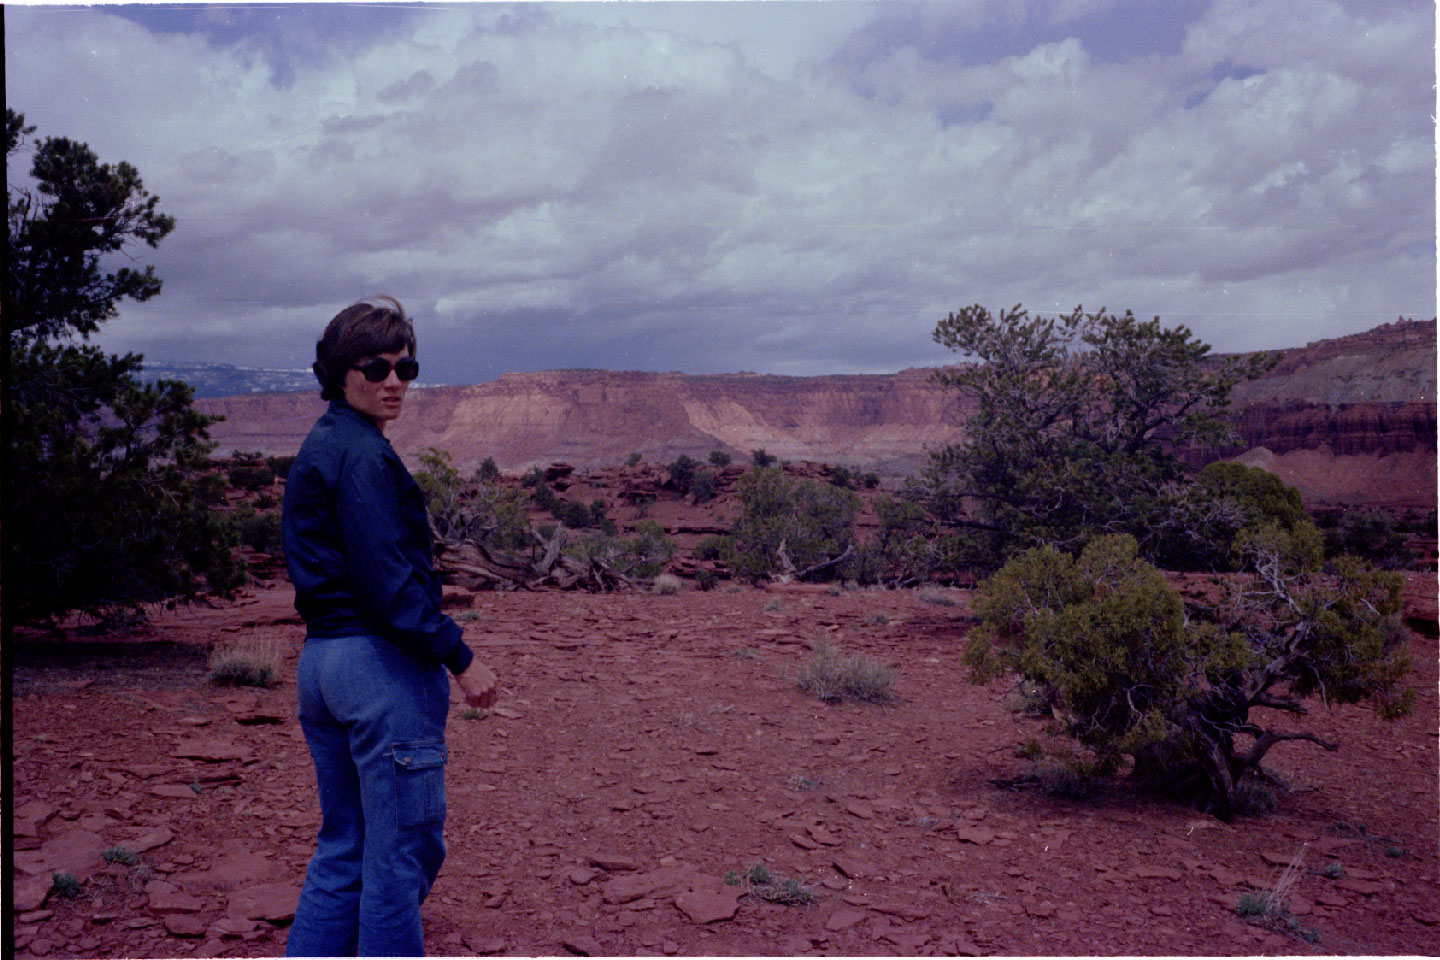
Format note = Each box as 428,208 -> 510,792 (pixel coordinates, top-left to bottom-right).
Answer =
343,348 -> 412,427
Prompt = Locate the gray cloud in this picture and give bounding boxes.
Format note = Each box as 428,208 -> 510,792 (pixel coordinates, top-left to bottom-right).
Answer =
5,0 -> 1432,386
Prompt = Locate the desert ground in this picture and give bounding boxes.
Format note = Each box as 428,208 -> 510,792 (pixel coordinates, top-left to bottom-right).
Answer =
11,563 -> 1439,958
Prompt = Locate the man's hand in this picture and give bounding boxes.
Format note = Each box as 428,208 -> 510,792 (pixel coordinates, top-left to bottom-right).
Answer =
454,660 -> 499,709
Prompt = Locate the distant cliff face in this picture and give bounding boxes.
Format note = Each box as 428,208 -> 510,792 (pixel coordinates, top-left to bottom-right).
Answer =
198,321 -> 1435,508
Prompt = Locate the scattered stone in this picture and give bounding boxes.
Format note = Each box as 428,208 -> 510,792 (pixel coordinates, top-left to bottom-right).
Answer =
1259,851 -> 1298,867
152,785 -> 199,800
953,825 -> 994,845
600,865 -> 697,904
115,763 -> 173,780
873,901 -> 933,920
825,907 -> 868,932
568,867 -> 600,885
172,739 -> 247,762
144,880 -> 204,914
226,882 -> 300,922
463,934 -> 506,954
832,854 -> 876,879
18,909 -> 54,923
13,874 -> 53,912
562,934 -> 603,955
1412,908 -> 1440,926
1315,891 -> 1349,907
179,846 -> 286,894
163,915 -> 207,938
842,799 -> 874,820
126,827 -> 175,853
791,834 -> 820,850
807,824 -> 843,846
1131,865 -> 1183,881
589,854 -> 640,872
675,882 -> 742,924
782,936 -> 815,953
1026,901 -> 1057,919
233,710 -> 285,726
1336,878 -> 1387,896
950,935 -> 985,956
13,827 -> 107,879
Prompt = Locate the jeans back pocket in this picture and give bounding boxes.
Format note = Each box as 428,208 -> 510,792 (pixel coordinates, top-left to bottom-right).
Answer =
392,738 -> 448,827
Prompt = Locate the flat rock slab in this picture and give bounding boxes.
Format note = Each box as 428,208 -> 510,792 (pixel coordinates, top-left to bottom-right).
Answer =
144,880 -> 204,915
12,828 -> 106,878
601,865 -> 701,904
172,739 -> 247,762
589,854 -> 640,872
674,883 -> 742,924
13,874 -> 54,912
954,825 -> 994,845
225,882 -> 301,922
825,907 -> 869,932
178,848 -> 286,894
124,827 -> 175,853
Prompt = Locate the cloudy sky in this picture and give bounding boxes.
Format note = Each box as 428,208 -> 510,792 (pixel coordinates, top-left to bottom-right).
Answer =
6,1 -> 1435,385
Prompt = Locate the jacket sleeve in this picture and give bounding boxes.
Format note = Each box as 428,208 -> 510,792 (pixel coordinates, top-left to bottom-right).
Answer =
335,446 -> 474,675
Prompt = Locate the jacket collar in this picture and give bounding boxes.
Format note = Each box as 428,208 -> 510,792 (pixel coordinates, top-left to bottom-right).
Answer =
328,399 -> 386,437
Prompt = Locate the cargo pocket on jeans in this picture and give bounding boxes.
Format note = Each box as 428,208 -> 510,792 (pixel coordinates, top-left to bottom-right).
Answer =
392,739 -> 448,828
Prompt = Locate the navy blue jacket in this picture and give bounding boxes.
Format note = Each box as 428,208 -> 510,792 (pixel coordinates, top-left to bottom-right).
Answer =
282,401 -> 473,675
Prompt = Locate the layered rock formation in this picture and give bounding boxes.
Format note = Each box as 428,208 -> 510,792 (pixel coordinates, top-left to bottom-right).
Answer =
197,320 -> 1435,509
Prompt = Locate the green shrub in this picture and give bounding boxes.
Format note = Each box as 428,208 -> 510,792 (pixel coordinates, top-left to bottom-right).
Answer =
50,873 -> 82,899
1235,892 -> 1268,917
695,568 -> 719,591
521,466 -> 544,488
829,465 -> 853,488
967,530 -> 1414,819
727,468 -> 858,581
476,456 -> 500,482
103,847 -> 140,865
1321,862 -> 1344,879
1324,509 -> 1413,568
691,468 -> 718,503
265,455 -> 296,479
667,455 -> 699,494
626,452 -> 643,468
551,498 -> 592,529
708,450 -> 732,468
862,473 -> 880,489
233,507 -> 283,554
652,573 -> 682,595
694,535 -> 729,561
751,448 -> 777,469
228,462 -> 276,492
532,480 -> 557,511
796,640 -> 894,704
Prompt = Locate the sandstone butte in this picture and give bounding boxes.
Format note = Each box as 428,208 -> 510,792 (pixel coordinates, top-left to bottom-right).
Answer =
197,318 -> 1436,510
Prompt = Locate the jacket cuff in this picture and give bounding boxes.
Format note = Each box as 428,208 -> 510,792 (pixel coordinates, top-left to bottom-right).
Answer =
440,623 -> 475,676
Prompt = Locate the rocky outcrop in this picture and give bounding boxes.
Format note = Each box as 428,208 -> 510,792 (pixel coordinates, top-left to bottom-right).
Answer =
196,321 -> 1434,508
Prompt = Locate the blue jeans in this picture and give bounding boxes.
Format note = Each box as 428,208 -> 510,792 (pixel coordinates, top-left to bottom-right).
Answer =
286,636 -> 451,957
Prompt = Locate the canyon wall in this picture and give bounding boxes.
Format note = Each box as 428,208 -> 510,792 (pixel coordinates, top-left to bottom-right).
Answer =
198,320 -> 1435,509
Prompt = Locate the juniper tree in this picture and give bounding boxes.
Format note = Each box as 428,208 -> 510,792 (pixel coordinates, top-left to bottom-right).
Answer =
7,109 -> 244,621
922,304 -> 1275,566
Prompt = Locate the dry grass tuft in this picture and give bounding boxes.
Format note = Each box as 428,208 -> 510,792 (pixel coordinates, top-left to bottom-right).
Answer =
796,640 -> 894,704
209,636 -> 281,688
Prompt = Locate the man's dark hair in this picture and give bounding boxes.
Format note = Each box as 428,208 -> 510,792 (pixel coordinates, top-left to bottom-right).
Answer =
313,296 -> 417,401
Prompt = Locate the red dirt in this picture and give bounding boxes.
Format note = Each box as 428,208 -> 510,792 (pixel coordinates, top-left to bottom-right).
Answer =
11,570 -> 1439,958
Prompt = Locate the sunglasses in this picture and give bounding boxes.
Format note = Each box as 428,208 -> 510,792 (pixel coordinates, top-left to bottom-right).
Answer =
352,357 -> 419,383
